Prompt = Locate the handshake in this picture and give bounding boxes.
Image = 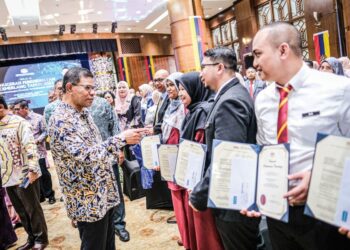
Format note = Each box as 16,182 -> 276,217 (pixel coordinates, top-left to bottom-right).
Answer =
120,128 -> 152,145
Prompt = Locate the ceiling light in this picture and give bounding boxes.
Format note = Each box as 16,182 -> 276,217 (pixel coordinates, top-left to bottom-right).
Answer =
205,15 -> 209,18
81,28 -> 86,31
70,24 -> 76,34
111,22 -> 117,33
146,0 -> 152,2
136,10 -> 141,14
127,27 -> 131,31
54,13 -> 60,17
78,9 -> 94,15
146,10 -> 168,30
153,29 -> 158,32
25,31 -> 30,34
116,8 -> 126,12
218,7 -> 223,10
104,28 -> 108,31
163,35 -> 167,39
135,20 -> 140,23
22,21 -> 28,25
140,35 -> 144,38
97,11 -> 102,15
92,23 -> 98,34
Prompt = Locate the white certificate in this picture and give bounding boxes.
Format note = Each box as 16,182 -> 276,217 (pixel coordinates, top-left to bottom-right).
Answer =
208,140 -> 258,210
158,144 -> 179,182
140,135 -> 160,169
174,139 -> 206,190
208,139 -> 290,222
306,133 -> 350,229
256,144 -> 289,221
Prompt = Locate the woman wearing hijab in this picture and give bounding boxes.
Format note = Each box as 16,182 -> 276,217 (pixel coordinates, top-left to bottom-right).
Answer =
158,72 -> 191,248
177,72 -> 224,250
139,83 -> 154,123
115,81 -> 132,131
319,57 -> 345,76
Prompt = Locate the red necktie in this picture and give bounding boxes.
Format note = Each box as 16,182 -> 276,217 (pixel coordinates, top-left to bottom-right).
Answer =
249,81 -> 254,97
277,85 -> 293,143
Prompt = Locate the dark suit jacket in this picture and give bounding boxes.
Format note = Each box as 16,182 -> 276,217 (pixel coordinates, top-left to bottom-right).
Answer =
153,94 -> 170,135
190,77 -> 258,222
244,79 -> 266,99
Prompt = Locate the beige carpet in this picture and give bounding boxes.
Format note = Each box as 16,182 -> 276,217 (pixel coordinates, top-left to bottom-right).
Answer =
9,153 -> 182,250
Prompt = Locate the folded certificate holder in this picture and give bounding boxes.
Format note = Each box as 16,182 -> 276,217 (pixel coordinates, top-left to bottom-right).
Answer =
305,133 -> 350,229
208,139 -> 290,222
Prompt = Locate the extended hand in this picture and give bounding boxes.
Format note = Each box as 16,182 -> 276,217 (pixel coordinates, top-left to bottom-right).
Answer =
122,128 -> 148,145
284,170 -> 311,206
339,227 -> 350,239
240,208 -> 261,218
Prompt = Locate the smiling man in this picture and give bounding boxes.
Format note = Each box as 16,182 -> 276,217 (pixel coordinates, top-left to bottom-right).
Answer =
48,67 -> 145,250
247,21 -> 350,250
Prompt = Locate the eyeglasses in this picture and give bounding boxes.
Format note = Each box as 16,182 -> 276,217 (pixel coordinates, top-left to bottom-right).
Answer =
200,63 -> 220,70
75,84 -> 97,92
154,78 -> 165,82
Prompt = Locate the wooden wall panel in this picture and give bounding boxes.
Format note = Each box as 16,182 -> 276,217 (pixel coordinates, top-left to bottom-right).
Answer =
127,56 -> 149,90
208,7 -> 235,29
304,0 -> 340,59
343,0 -> 350,57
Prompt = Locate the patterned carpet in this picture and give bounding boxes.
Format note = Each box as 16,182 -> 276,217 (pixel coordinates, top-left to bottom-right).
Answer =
9,153 -> 182,250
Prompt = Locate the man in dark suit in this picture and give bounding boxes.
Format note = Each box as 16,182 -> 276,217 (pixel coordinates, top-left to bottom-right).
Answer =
189,47 -> 260,250
244,67 -> 266,100
153,69 -> 170,135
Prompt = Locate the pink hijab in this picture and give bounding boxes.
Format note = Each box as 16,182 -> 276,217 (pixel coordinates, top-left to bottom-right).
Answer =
115,81 -> 131,115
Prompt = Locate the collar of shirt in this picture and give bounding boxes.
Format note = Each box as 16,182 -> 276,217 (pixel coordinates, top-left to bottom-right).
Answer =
214,77 -> 235,100
61,102 -> 90,118
161,91 -> 167,100
276,64 -> 309,91
24,111 -> 35,121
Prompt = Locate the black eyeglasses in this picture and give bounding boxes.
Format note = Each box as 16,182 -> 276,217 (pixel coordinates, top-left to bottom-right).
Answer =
200,63 -> 220,70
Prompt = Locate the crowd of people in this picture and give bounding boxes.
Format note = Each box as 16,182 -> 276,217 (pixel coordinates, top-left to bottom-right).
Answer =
1,21 -> 350,250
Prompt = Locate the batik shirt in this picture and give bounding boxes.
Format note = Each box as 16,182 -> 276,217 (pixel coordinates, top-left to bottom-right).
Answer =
24,111 -> 47,159
0,114 -> 40,187
48,102 -> 126,222
44,99 -> 61,125
89,96 -> 120,140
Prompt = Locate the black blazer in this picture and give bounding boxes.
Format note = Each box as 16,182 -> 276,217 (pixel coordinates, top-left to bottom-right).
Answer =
153,94 -> 170,135
190,77 -> 258,222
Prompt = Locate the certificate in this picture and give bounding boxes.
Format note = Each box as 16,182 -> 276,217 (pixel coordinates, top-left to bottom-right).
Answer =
208,139 -> 290,222
305,133 -> 350,229
140,135 -> 160,169
157,144 -> 179,182
174,139 -> 207,190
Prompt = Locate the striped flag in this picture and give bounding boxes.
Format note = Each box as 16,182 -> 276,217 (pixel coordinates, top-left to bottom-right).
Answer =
144,56 -> 155,81
313,31 -> 330,63
189,16 -> 206,71
118,57 -> 130,85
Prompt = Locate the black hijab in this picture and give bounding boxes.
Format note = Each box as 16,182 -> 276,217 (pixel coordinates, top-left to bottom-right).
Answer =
176,72 -> 214,141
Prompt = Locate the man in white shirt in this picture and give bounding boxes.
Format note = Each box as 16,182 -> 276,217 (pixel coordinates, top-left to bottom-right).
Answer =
242,22 -> 350,249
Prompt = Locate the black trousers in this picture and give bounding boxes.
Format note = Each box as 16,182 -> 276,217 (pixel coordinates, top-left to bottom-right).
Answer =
112,164 -> 126,231
267,205 -> 350,250
215,216 -> 260,250
38,158 -> 54,198
77,207 -> 116,250
6,180 -> 48,244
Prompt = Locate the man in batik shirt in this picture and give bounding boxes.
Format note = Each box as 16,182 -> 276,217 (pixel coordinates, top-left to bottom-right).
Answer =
0,96 -> 48,250
48,67 -> 145,249
14,99 -> 56,204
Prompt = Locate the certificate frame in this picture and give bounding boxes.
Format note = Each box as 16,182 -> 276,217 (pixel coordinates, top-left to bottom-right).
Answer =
174,139 -> 207,190
208,139 -> 290,223
157,144 -> 179,182
305,133 -> 350,229
140,135 -> 161,170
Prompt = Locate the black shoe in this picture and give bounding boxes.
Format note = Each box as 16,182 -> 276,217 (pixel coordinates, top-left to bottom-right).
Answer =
48,196 -> 56,204
16,241 -> 34,250
13,222 -> 23,229
60,197 -> 64,202
40,196 -> 45,203
116,228 -> 130,242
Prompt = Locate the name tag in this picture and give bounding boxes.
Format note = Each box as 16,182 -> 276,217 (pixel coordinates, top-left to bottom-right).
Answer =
302,111 -> 320,118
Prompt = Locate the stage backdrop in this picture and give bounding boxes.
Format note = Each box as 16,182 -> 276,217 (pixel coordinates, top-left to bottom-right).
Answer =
0,60 -> 81,110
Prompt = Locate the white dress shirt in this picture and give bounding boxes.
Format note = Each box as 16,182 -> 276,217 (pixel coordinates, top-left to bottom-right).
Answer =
255,64 -> 350,176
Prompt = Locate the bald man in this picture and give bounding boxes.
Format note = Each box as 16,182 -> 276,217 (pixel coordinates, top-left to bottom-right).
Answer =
152,69 -> 170,135
242,22 -> 350,249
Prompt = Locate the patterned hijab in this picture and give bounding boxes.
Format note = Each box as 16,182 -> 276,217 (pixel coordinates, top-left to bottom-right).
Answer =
320,57 -> 344,76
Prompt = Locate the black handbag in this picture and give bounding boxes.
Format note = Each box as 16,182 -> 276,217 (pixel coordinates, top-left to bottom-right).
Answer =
121,159 -> 145,201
